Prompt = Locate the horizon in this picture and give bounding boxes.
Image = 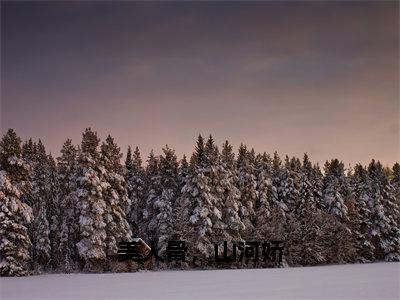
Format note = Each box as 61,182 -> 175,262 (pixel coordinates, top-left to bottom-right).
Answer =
2,126 -> 398,170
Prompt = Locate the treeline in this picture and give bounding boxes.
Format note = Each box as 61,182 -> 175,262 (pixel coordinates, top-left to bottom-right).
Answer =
0,128 -> 399,276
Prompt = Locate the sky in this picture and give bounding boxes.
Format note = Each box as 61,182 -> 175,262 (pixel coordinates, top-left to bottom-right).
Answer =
1,1 -> 399,166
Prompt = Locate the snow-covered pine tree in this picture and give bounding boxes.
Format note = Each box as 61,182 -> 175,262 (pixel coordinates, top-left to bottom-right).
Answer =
181,135 -> 215,262
22,139 -> 35,167
178,155 -> 190,191
392,163 -> 400,192
100,135 -> 132,258
292,154 -> 328,265
172,155 -> 191,241
0,129 -> 31,192
57,139 -> 79,271
278,156 -> 301,214
204,136 -> 227,247
0,171 -> 33,276
391,163 -> 400,221
236,144 -> 258,239
30,140 -> 51,271
46,153 -> 62,269
253,152 -> 273,239
270,151 -> 288,217
248,148 -> 256,168
368,160 -> 400,261
142,150 -> 161,243
220,141 -> 244,243
311,163 -> 324,209
125,146 -> 146,237
125,146 -> 133,172
221,141 -> 235,171
298,154 -> 318,217
74,128 -> 108,271
148,146 -> 179,259
322,159 -> 350,221
0,129 -> 33,276
350,164 -> 375,261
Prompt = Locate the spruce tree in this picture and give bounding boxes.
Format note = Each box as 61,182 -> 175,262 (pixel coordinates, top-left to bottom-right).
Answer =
178,155 -> 190,191
350,164 -> 375,261
253,152 -> 273,239
57,139 -> 79,271
173,155 -> 192,243
46,153 -> 61,269
312,163 -> 324,209
74,128 -> 108,271
270,151 -> 288,216
125,146 -> 146,237
391,162 -> 400,221
22,139 -> 35,166
204,136 -> 227,246
220,141 -> 244,243
278,156 -> 301,214
298,154 -> 317,217
30,140 -> 51,271
368,160 -> 399,261
181,135 -> 215,261
143,150 -> 161,243
322,159 -> 350,221
236,144 -> 258,239
100,135 -> 132,257
148,146 -> 179,258
0,129 -> 33,276
0,129 -> 30,190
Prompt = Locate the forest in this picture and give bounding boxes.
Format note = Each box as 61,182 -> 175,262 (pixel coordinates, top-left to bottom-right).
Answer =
0,128 -> 399,276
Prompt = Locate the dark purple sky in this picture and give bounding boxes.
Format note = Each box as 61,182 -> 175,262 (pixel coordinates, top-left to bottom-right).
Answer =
1,1 -> 399,166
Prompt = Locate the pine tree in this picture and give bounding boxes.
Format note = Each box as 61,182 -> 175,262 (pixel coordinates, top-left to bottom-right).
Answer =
293,154 -> 328,265
0,129 -> 33,276
236,144 -> 258,239
181,135 -> 215,261
143,150 -> 161,243
220,141 -> 244,243
368,160 -> 400,261
278,156 -> 300,214
57,139 -> 79,271
46,154 -> 61,269
298,154 -> 317,217
391,163 -> 400,222
0,129 -> 30,190
253,152 -> 273,239
74,128 -> 108,271
100,135 -> 132,258
172,155 -> 191,241
22,139 -> 35,166
204,136 -> 227,246
30,140 -> 51,271
148,146 -> 179,258
350,164 -> 375,261
178,155 -> 190,191
125,146 -> 133,173
270,151 -> 288,216
392,163 -> 400,193
322,159 -> 350,221
125,146 -> 145,237
312,163 -> 324,209
0,172 -> 33,276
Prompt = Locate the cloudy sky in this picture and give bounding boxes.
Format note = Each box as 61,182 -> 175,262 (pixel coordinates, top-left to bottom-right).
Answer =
1,1 -> 398,166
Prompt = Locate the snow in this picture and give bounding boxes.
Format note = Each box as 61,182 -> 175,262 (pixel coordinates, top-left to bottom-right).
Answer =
1,262 -> 399,299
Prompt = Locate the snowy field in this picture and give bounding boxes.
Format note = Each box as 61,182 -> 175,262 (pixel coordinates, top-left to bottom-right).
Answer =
1,262 -> 399,300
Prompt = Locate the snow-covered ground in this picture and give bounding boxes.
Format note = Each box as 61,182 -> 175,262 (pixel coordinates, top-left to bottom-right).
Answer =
1,262 -> 399,300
